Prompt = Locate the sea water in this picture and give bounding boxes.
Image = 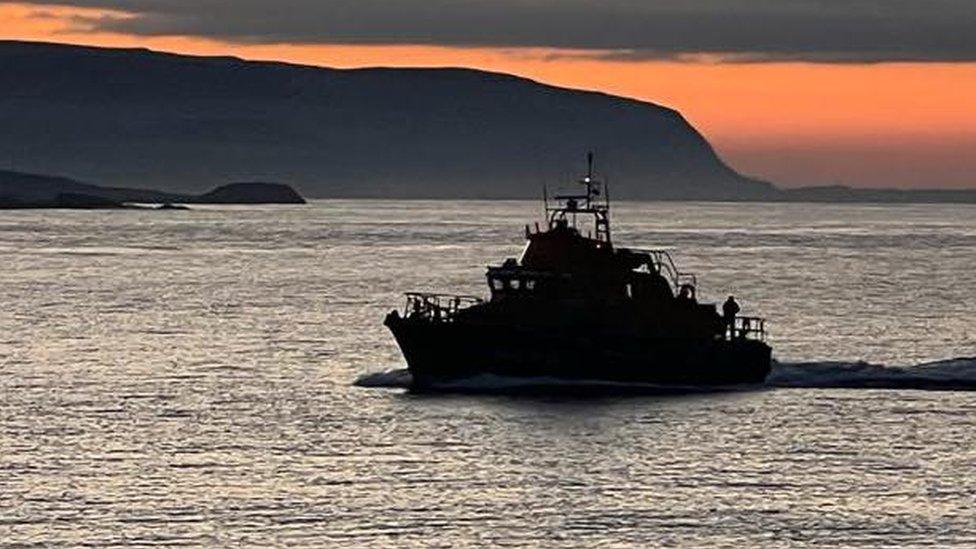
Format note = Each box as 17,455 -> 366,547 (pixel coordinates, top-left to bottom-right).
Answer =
1,200 -> 974,547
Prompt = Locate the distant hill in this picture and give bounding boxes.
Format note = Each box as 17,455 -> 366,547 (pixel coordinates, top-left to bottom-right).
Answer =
0,170 -> 305,208
0,40 -> 773,200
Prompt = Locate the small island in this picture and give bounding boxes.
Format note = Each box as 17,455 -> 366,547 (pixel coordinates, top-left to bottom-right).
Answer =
192,183 -> 306,205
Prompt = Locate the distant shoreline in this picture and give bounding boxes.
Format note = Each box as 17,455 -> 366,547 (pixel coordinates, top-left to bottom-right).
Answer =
3,168 -> 974,207
0,171 -> 306,209
292,190 -> 976,204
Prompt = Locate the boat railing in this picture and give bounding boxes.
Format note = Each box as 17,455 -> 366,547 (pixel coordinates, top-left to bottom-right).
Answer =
731,316 -> 767,342
403,292 -> 484,322
677,272 -> 698,292
630,248 -> 697,294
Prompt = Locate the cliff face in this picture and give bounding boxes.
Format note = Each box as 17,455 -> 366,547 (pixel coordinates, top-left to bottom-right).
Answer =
0,41 -> 773,200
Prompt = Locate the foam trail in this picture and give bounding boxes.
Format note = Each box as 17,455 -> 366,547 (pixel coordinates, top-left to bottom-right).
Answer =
355,357 -> 976,392
770,357 -> 976,391
353,368 -> 746,394
353,368 -> 412,389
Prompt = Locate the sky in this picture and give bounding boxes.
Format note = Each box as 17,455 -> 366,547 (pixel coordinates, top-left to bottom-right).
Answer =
2,1 -> 976,189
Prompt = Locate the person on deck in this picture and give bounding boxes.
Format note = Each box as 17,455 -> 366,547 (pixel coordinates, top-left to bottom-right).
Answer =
723,295 -> 740,338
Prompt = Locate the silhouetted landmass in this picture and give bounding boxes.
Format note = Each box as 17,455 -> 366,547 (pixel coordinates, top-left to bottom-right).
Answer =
196,183 -> 306,204
0,170 -> 305,208
3,41 -> 972,202
0,40 -> 773,200
0,193 -> 128,209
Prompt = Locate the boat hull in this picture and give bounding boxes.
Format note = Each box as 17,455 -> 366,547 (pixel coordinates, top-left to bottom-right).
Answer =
385,312 -> 772,390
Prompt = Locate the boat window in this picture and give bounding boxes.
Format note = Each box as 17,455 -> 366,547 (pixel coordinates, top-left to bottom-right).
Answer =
626,283 -> 633,298
491,278 -> 504,291
513,279 -> 522,290
526,280 -> 536,291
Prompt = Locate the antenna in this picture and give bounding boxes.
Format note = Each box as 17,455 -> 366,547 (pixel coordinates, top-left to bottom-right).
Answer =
541,152 -> 613,244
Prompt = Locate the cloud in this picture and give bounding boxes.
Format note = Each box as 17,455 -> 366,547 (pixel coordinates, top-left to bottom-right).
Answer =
10,0 -> 976,62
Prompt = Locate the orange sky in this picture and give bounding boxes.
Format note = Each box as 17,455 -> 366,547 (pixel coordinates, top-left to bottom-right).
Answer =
3,2 -> 976,188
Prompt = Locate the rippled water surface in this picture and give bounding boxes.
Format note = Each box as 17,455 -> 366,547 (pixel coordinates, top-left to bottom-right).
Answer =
2,200 -> 975,547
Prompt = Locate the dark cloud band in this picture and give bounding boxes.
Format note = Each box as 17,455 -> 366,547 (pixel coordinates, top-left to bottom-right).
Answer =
14,0 -> 976,62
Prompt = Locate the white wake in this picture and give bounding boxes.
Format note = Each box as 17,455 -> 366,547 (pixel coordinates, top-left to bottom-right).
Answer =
355,356 -> 976,392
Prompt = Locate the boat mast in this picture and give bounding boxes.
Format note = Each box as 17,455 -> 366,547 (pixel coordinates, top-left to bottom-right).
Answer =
545,152 -> 612,244
585,152 -> 611,243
